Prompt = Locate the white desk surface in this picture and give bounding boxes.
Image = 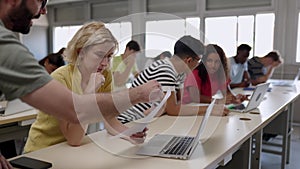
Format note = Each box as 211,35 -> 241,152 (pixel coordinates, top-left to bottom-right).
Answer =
17,84 -> 300,169
0,109 -> 37,125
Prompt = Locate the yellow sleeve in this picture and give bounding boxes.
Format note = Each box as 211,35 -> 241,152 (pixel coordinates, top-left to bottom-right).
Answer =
50,66 -> 70,88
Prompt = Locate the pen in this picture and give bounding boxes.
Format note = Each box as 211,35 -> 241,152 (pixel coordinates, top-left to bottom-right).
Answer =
227,105 -> 235,110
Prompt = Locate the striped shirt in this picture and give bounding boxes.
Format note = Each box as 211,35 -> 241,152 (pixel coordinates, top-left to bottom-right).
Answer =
248,57 -> 265,80
117,58 -> 185,124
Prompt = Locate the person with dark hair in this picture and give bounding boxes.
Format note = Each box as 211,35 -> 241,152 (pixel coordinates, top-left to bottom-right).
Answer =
0,0 -> 162,166
112,40 -> 141,88
39,48 -> 65,74
228,44 -> 252,88
154,51 -> 172,61
183,44 -> 247,104
117,36 -> 229,124
248,50 -> 283,85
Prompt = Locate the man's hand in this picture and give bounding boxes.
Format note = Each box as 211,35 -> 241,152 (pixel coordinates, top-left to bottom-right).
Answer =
132,80 -> 163,103
123,54 -> 136,68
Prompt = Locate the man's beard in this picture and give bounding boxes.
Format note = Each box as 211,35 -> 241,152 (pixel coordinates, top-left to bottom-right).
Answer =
9,1 -> 39,34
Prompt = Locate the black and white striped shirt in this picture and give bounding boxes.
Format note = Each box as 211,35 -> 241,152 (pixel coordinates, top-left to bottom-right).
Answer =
117,58 -> 185,124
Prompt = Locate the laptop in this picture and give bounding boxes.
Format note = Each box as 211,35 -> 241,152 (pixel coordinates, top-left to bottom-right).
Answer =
136,99 -> 216,160
227,83 -> 270,113
271,68 -> 300,86
0,99 -> 33,116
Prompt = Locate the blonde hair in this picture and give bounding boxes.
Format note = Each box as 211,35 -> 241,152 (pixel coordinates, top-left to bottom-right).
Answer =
64,21 -> 118,65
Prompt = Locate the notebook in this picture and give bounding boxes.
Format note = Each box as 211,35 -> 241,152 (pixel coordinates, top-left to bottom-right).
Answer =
271,68 -> 300,86
0,99 -> 33,116
227,83 -> 270,113
136,99 -> 216,160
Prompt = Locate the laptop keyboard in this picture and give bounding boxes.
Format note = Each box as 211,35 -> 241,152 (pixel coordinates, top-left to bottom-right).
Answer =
160,136 -> 194,155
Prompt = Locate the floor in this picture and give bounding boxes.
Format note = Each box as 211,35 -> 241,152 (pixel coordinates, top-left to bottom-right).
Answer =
261,125 -> 300,169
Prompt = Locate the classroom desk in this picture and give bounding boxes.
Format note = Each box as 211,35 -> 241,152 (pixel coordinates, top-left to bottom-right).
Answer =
12,83 -> 300,169
231,82 -> 300,169
13,115 -> 258,169
0,109 -> 37,143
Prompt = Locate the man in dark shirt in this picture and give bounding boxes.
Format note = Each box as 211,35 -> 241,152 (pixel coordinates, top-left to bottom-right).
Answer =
248,51 -> 283,85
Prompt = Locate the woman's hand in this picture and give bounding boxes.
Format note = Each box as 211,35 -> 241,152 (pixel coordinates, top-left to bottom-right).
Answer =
226,93 -> 249,104
120,128 -> 148,145
105,118 -> 148,145
0,154 -> 13,169
84,72 -> 105,94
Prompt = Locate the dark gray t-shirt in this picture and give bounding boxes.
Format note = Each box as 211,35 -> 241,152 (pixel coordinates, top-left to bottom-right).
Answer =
0,20 -> 52,100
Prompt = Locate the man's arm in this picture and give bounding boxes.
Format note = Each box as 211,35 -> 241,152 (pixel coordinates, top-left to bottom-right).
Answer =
164,91 -> 207,116
230,71 -> 250,88
21,79 -> 162,124
186,86 -> 212,103
113,57 -> 137,87
251,65 -> 277,85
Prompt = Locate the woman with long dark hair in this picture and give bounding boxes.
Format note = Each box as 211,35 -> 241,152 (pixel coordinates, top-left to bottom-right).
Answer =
38,48 -> 65,74
183,44 -> 246,104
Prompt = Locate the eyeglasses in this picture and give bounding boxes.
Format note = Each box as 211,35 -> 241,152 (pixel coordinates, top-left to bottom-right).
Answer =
193,56 -> 202,63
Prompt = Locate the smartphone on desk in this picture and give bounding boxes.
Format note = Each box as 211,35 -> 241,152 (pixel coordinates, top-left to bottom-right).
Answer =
10,156 -> 52,169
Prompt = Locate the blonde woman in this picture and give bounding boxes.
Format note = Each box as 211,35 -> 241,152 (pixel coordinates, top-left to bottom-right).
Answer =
24,21 -> 146,153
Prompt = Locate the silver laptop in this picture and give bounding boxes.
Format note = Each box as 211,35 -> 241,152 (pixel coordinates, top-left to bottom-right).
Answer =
271,68 -> 300,86
227,83 -> 270,113
136,99 -> 216,160
0,99 -> 33,116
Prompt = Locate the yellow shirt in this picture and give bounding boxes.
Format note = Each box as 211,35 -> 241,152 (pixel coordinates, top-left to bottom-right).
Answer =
24,64 -> 112,153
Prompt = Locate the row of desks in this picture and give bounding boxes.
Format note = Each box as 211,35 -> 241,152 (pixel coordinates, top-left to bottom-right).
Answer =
0,109 -> 37,143
5,82 -> 300,169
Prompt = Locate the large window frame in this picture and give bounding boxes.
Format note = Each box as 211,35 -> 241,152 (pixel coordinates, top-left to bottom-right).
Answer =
204,13 -> 275,58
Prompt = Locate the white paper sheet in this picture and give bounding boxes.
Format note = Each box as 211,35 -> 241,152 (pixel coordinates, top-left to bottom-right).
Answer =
111,90 -> 171,139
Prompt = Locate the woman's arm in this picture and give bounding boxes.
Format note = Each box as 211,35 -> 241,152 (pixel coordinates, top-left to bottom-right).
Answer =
58,72 -> 105,146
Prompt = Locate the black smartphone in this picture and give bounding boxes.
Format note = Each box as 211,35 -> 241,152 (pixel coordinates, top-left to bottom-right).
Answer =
10,156 -> 52,169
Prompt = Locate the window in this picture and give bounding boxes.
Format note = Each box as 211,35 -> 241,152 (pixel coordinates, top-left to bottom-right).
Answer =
53,25 -> 81,52
145,17 -> 200,58
254,13 -> 275,56
53,22 -> 132,56
205,13 -> 274,57
205,16 -> 237,56
105,22 -> 132,56
296,13 -> 300,62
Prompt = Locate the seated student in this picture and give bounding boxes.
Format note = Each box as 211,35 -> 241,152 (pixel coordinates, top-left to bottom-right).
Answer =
111,40 -> 141,88
183,44 -> 247,104
38,48 -> 65,74
228,44 -> 252,88
24,22 -> 145,153
248,51 -> 283,85
117,36 -> 229,124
